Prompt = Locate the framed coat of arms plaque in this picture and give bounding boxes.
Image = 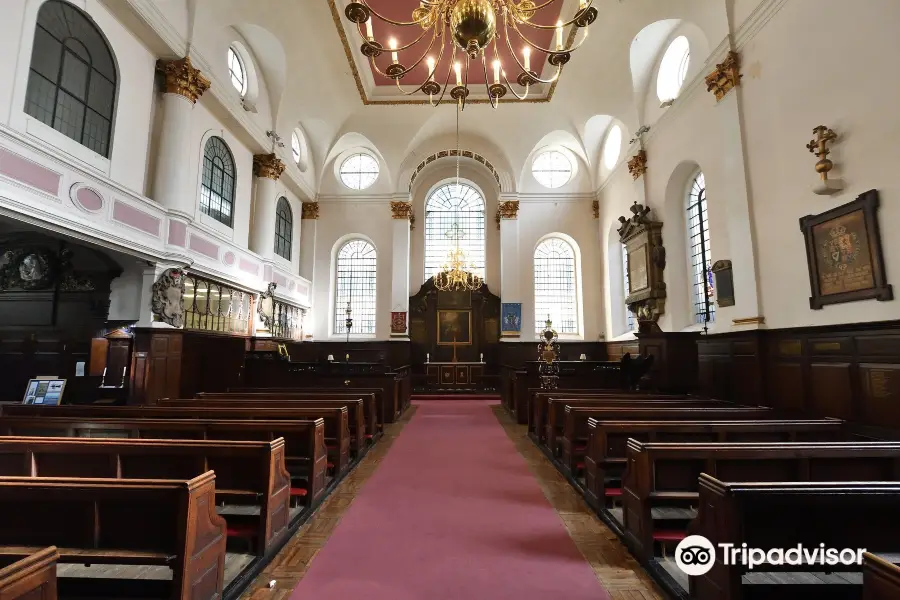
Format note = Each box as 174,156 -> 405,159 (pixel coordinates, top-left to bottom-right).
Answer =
799,189 -> 893,309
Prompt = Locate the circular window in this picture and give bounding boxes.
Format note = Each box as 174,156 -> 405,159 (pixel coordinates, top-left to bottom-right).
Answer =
339,153 -> 380,190
532,150 -> 573,189
656,36 -> 690,102
228,46 -> 247,96
291,132 -> 302,164
602,125 -> 622,170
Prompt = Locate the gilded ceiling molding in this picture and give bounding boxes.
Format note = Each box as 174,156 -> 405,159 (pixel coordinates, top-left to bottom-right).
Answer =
301,202 -> 319,220
253,154 -> 286,180
326,0 -> 564,106
390,201 -> 413,219
498,200 -> 519,219
627,150 -> 648,180
705,51 -> 742,101
592,200 -> 599,219
409,149 -> 501,191
156,56 -> 210,104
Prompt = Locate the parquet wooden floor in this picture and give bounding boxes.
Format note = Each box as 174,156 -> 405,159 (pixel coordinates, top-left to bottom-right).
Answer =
238,404 -> 664,600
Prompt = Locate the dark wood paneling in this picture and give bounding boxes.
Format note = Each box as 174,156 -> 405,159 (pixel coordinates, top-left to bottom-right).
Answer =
698,320 -> 900,431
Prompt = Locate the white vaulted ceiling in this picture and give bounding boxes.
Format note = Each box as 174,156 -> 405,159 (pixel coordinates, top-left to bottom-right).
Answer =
129,0 -> 729,197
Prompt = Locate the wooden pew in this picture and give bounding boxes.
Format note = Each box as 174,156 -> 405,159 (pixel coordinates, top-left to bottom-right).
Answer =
0,417 -> 328,502
690,476 -> 900,600
0,472 -> 227,600
583,418 -> 846,509
230,382 -> 396,426
0,546 -> 58,600
2,405 -> 350,475
546,402 -> 763,457
159,397 -> 370,456
0,437 -> 294,555
864,553 -> 900,600
201,389 -> 380,437
623,441 -> 900,562
530,390 -> 694,441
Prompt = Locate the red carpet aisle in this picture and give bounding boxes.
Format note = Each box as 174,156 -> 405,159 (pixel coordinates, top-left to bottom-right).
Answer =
289,400 -> 611,600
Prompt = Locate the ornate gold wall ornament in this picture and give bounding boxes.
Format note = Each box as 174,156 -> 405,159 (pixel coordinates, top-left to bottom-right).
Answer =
301,202 -> 320,220
409,209 -> 416,231
156,57 -> 210,104
627,150 -> 648,180
253,154 -> 286,180
618,201 -> 666,329
705,51 -> 742,101
806,126 -> 838,181
495,210 -> 501,230
592,200 -> 599,219
390,201 -> 413,220
498,200 -> 520,220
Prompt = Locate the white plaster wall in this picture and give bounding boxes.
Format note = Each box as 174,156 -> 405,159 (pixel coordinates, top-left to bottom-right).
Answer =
1,0 -> 156,193
309,201 -> 394,340
740,0 -> 900,328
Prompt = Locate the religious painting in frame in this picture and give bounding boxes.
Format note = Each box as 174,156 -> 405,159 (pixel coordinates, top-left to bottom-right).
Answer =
799,189 -> 893,309
500,302 -> 522,337
437,309 -> 472,345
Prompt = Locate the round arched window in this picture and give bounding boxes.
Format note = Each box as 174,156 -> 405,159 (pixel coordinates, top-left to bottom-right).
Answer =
657,36 -> 690,102
291,132 -> 302,164
228,46 -> 247,96
532,150 -> 573,189
339,153 -> 379,190
602,125 -> 623,170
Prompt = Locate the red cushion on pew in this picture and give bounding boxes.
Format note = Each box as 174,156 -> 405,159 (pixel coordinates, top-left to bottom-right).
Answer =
575,462 -> 585,470
226,523 -> 257,538
290,487 -> 308,497
574,443 -> 588,451
605,488 -> 623,497
364,434 -> 374,439
325,444 -> 337,450
327,462 -> 334,469
653,530 -> 687,542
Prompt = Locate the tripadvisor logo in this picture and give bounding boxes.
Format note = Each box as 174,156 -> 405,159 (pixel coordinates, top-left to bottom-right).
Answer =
674,535 -> 867,576
675,536 -> 716,576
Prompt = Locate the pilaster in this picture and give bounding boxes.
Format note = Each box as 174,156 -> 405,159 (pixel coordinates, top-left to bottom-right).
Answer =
390,199 -> 413,338
249,154 -> 286,260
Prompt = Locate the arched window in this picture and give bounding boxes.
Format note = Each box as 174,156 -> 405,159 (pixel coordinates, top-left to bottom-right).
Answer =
687,171 -> 715,324
274,197 -> 292,260
623,245 -> 635,331
334,239 -> 377,336
200,137 -> 236,227
227,46 -> 247,96
534,237 -> 578,335
657,35 -> 690,102
424,183 -> 485,282
25,0 -> 118,157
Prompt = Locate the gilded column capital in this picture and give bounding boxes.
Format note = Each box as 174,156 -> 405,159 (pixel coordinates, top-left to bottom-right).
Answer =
498,200 -> 520,220
253,153 -> 286,180
157,56 -> 210,104
390,201 -> 413,219
705,51 -> 742,102
301,202 -> 319,220
627,150 -> 648,180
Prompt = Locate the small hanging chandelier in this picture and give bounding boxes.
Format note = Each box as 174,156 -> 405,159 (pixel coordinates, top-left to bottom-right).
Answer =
344,0 -> 598,109
434,247 -> 483,292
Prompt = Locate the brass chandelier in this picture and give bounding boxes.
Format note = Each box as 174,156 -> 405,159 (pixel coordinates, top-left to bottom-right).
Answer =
434,247 -> 483,292
344,0 -> 598,108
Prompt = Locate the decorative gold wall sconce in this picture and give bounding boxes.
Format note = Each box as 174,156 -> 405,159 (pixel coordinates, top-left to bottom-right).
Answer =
806,125 -> 843,195
627,150 -> 648,180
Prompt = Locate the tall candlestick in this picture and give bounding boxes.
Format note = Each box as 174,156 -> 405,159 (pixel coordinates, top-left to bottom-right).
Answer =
556,20 -> 564,50
389,38 -> 398,64
426,56 -> 436,78
492,59 -> 501,84
523,47 -> 531,71
365,19 -> 373,40
454,61 -> 462,86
